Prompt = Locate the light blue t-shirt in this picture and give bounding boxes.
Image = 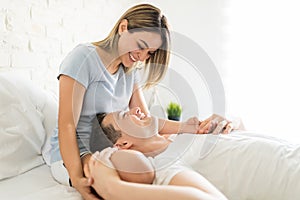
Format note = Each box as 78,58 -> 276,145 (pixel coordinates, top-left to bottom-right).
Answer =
50,43 -> 140,163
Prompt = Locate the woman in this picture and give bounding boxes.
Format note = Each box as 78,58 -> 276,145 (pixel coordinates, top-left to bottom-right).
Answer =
49,3 -> 215,200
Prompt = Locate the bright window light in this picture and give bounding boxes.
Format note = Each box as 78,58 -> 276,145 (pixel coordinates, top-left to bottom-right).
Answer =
223,0 -> 300,143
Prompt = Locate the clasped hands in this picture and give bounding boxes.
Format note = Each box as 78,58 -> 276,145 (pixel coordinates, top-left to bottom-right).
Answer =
183,114 -> 243,134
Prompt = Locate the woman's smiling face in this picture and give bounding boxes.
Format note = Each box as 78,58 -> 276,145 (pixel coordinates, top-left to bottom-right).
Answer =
117,31 -> 162,67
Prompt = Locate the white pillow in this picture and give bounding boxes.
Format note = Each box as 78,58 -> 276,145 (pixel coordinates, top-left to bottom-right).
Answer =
2,74 -> 59,165
40,89 -> 58,166
0,74 -> 56,180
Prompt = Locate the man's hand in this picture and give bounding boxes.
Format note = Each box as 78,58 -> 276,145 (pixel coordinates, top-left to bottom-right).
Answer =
205,114 -> 244,134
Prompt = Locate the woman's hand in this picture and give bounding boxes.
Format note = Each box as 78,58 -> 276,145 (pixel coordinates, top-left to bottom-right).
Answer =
88,148 -> 120,199
71,175 -> 99,200
180,117 -> 216,134
183,114 -> 244,134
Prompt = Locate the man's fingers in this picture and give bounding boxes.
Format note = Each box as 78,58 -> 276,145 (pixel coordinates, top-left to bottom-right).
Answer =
223,122 -> 234,134
212,120 -> 227,134
208,121 -> 218,133
199,114 -> 240,134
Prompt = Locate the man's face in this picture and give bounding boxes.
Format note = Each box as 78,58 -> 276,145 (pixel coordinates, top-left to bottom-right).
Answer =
102,107 -> 159,141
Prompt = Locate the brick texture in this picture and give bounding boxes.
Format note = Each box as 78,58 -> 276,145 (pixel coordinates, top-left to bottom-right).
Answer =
0,0 -> 142,93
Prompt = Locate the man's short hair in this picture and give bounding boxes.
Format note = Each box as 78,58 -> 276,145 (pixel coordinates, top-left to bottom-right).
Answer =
97,113 -> 122,144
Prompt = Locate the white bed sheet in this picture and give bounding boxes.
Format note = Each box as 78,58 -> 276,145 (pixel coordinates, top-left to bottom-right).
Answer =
0,164 -> 82,200
1,73 -> 299,200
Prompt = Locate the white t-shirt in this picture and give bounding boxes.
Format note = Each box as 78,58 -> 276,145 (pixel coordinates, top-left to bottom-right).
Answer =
150,131 -> 300,200
50,43 -> 140,163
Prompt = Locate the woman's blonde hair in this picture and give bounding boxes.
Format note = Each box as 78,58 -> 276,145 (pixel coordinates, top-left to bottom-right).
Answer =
93,4 -> 170,89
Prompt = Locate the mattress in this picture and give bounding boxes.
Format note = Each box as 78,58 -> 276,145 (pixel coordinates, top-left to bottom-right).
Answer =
0,164 -> 82,200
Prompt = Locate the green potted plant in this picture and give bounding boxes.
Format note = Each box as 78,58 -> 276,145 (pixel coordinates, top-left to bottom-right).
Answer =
167,102 -> 182,121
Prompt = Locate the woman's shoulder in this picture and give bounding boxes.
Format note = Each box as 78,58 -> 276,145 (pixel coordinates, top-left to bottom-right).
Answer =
70,43 -> 96,55
59,43 -> 104,83
63,43 -> 100,66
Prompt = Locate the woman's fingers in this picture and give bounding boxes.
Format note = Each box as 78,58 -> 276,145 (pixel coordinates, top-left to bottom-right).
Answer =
72,177 -> 99,200
198,120 -> 217,134
83,163 -> 91,178
197,114 -> 242,134
186,116 -> 199,125
82,176 -> 93,187
83,163 -> 95,186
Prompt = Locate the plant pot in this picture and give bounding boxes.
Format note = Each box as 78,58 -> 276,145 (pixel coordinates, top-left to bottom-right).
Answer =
168,116 -> 181,121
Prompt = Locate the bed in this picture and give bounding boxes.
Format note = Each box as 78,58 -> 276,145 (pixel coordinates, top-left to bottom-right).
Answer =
0,74 -> 82,200
1,73 -> 300,200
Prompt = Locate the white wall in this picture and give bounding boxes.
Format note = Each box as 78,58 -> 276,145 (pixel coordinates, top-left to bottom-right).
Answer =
0,0 -> 225,121
0,0 -> 141,93
223,0 -> 300,142
148,0 -> 300,143
2,0 -> 297,142
142,0 -> 226,120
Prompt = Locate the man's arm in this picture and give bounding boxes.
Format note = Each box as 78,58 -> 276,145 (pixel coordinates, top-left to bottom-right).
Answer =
159,114 -> 244,135
169,170 -> 228,200
88,150 -> 227,200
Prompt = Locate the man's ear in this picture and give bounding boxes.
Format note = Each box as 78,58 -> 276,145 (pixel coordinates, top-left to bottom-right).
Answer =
118,19 -> 128,35
115,138 -> 132,150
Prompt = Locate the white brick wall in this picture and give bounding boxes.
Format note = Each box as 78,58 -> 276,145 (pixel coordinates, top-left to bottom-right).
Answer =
1,0 -> 231,126
0,0 -> 141,93
0,50 -> 10,67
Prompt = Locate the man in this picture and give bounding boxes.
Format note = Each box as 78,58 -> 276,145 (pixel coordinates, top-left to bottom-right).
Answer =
86,107 -> 230,200
91,107 -> 235,184
92,107 -> 300,200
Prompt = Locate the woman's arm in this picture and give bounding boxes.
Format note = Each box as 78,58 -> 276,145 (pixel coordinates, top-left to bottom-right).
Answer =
129,84 -> 211,134
158,117 -> 213,135
58,75 -> 98,200
89,151 -> 223,200
129,84 -> 150,115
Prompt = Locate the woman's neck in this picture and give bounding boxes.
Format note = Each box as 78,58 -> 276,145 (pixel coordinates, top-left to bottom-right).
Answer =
107,59 -> 121,74
95,45 -> 121,74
